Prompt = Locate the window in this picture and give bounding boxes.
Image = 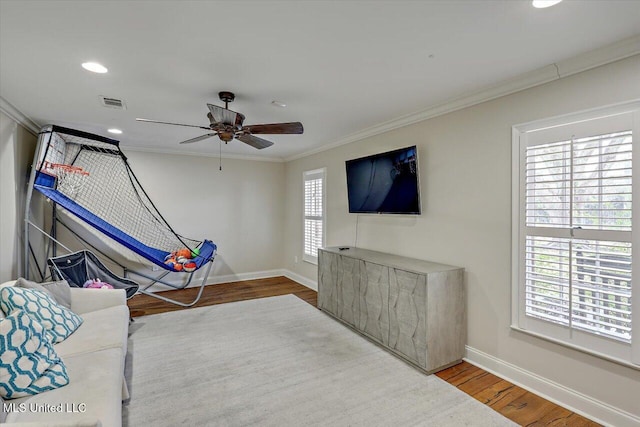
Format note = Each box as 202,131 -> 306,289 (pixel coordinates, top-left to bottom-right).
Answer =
303,168 -> 325,264
512,102 -> 639,366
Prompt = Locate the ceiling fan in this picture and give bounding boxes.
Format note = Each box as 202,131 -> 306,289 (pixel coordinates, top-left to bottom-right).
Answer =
136,91 -> 303,149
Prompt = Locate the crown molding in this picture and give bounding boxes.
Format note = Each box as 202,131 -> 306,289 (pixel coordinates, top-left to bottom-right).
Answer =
121,144 -> 285,163
285,34 -> 640,162
3,34 -> 638,163
0,96 -> 41,135
556,34 -> 640,78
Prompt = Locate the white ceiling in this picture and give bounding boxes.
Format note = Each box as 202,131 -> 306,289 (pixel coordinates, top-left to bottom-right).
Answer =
1,1 -> 639,161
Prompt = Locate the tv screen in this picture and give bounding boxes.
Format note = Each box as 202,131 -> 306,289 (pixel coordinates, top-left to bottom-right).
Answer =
346,145 -> 421,214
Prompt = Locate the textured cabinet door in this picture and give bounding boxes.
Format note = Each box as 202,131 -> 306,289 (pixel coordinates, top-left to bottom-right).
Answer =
359,260 -> 390,345
318,250 -> 339,316
388,268 -> 428,368
425,270 -> 465,372
337,255 -> 360,327
318,247 -> 464,374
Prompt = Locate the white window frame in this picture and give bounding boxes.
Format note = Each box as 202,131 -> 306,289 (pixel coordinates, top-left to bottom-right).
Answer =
511,100 -> 640,368
303,168 -> 326,265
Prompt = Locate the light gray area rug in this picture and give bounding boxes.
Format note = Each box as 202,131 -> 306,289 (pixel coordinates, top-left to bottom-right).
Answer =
123,295 -> 516,426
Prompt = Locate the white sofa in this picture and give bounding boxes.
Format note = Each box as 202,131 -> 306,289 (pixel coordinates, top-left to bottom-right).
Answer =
0,280 -> 130,427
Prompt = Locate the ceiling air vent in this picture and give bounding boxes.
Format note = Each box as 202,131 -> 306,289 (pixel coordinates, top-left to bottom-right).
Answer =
99,96 -> 126,110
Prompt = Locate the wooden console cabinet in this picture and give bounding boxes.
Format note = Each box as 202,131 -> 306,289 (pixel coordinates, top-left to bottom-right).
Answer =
318,247 -> 465,374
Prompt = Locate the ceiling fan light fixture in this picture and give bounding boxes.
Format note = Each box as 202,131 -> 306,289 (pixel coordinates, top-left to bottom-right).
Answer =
81,62 -> 108,73
271,100 -> 287,108
532,0 -> 562,8
107,128 -> 122,134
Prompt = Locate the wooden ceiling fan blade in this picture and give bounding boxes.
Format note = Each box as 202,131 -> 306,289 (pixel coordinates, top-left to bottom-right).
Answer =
207,104 -> 239,125
237,134 -> 274,149
179,133 -> 217,145
244,122 -> 304,135
136,118 -> 211,130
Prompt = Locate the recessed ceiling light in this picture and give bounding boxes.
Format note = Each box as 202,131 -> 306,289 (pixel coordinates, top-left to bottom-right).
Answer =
532,0 -> 562,8
107,128 -> 122,134
81,62 -> 108,73
271,100 -> 287,108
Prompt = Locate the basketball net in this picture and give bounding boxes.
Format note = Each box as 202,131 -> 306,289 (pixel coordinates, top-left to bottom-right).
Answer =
46,162 -> 89,199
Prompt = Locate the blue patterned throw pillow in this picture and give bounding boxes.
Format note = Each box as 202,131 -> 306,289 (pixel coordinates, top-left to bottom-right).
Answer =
0,287 -> 83,344
0,310 -> 69,399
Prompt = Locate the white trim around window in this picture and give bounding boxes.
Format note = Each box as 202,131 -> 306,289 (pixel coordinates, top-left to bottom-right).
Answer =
512,100 -> 640,368
303,168 -> 326,265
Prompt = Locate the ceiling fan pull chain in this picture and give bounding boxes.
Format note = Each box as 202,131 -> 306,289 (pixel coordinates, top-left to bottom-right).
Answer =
219,139 -> 223,171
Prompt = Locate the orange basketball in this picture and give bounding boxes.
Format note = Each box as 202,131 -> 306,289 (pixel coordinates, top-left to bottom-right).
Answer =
176,248 -> 191,259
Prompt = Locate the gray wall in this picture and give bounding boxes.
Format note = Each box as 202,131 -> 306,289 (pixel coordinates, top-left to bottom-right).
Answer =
0,111 -> 38,282
124,150 -> 286,278
283,55 -> 640,420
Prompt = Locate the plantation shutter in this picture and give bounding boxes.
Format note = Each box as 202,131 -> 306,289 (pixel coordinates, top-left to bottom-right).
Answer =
304,169 -> 325,263
521,112 -> 634,348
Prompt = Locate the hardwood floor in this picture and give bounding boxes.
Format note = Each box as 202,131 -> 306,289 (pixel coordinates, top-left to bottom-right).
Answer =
127,276 -> 599,426
435,362 -> 599,426
127,276 -> 317,317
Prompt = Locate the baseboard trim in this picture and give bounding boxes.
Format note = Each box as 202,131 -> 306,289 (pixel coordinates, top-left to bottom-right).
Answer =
282,269 -> 317,290
142,269 -> 286,293
141,268 -> 317,293
207,269 -> 285,286
464,346 -> 640,427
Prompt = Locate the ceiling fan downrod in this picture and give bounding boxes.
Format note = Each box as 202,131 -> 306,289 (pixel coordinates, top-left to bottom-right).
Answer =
218,91 -> 235,110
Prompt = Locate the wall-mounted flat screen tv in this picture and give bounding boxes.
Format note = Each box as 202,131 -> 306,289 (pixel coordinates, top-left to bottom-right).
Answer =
345,145 -> 421,214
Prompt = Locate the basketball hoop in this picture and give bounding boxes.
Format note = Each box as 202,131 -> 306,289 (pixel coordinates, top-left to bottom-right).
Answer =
46,162 -> 89,199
